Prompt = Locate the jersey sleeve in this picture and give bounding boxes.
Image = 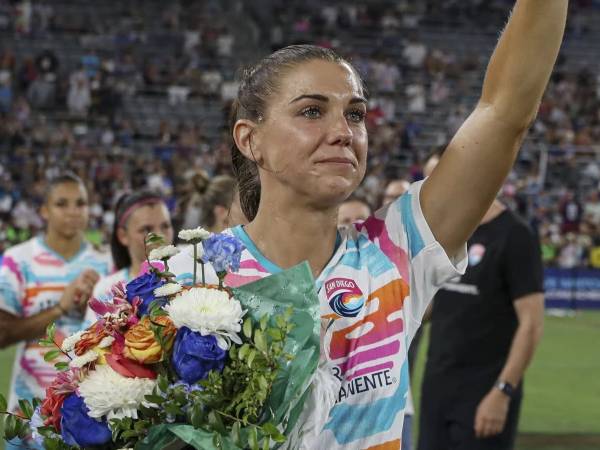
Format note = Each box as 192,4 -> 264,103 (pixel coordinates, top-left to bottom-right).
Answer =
363,180 -> 467,337
0,251 -> 25,316
503,220 -> 544,301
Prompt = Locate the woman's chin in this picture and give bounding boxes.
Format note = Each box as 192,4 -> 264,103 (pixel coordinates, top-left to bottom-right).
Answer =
309,178 -> 359,207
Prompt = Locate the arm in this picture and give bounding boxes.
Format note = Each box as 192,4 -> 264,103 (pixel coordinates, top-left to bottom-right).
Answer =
0,307 -> 63,348
0,269 -> 100,348
474,293 -> 544,438
421,0 -> 569,257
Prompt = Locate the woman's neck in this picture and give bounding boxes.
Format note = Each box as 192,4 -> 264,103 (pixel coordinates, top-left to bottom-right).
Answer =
44,230 -> 83,261
245,200 -> 339,278
130,261 -> 142,278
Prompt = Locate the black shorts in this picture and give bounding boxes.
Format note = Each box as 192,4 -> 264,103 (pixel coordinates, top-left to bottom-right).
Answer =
417,371 -> 522,450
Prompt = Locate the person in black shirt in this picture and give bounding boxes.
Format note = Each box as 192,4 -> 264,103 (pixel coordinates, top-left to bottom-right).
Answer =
418,153 -> 545,450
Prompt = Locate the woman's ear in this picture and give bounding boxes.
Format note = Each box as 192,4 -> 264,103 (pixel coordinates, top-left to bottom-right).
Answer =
116,227 -> 129,247
233,119 -> 263,164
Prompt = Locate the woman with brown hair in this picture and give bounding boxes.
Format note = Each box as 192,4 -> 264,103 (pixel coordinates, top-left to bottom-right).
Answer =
171,2 -> 568,447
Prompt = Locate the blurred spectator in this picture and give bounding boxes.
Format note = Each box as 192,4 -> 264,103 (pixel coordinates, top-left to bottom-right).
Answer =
67,67 -> 91,116
337,195 -> 372,228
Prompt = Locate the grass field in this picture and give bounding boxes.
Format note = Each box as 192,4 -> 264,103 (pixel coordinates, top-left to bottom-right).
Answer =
1,311 -> 598,449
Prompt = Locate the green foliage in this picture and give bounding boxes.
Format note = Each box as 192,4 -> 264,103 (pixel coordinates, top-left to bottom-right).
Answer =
54,361 -> 70,372
17,399 -> 33,420
0,393 -> 6,412
43,349 -> 62,363
144,233 -> 165,247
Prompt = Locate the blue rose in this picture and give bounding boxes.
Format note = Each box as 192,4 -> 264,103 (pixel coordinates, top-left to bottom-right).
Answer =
172,327 -> 227,384
60,394 -> 112,447
126,272 -> 165,316
201,234 -> 245,273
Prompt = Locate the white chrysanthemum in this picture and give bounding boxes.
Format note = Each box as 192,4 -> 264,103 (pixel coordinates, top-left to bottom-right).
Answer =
61,330 -> 84,353
164,287 -> 245,348
178,227 -> 211,242
79,365 -> 157,420
98,336 -> 115,349
154,283 -> 183,297
70,350 -> 99,368
148,245 -> 180,261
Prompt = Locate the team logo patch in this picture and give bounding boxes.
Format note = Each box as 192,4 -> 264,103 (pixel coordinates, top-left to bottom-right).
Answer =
325,278 -> 365,318
468,244 -> 486,266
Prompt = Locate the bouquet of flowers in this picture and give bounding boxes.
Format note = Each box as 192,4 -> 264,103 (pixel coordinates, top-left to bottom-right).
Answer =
1,230 -> 320,449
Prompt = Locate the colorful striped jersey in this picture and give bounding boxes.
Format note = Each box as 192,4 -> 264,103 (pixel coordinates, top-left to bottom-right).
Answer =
0,236 -> 111,412
170,181 -> 466,450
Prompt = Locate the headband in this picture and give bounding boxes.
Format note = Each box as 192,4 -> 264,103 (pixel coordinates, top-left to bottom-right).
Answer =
118,198 -> 163,229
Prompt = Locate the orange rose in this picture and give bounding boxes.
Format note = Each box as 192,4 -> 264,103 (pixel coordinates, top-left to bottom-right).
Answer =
123,316 -> 176,364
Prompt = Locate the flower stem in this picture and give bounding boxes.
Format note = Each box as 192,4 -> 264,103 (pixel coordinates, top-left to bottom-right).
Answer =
193,244 -> 197,286
201,262 -> 206,286
53,338 -> 72,361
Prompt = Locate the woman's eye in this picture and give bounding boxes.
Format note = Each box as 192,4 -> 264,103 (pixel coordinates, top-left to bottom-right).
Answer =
346,110 -> 365,123
301,106 -> 321,119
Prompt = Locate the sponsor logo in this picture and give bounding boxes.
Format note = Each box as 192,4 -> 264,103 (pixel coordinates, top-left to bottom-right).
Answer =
332,367 -> 396,403
468,243 -> 486,266
325,278 -> 365,317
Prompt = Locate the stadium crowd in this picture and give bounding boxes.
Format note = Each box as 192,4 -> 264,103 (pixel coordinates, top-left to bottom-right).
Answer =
1,0 -> 600,268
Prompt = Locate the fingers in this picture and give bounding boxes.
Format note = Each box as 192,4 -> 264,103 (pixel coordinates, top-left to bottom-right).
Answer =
474,416 -> 505,439
80,269 -> 100,285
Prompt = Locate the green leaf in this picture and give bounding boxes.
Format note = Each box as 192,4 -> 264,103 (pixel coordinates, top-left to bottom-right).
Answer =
230,421 -> 241,446
259,422 -> 285,443
243,318 -> 253,339
16,417 -> 30,439
267,328 -> 282,341
238,343 -> 250,360
144,394 -> 165,405
260,315 -> 269,331
18,399 -> 33,419
38,338 -> 55,347
145,233 -> 165,245
123,429 -> 139,439
54,361 -> 69,371
249,427 -> 259,450
191,403 -> 203,428
46,322 -> 56,341
44,438 -> 61,450
43,349 -> 62,362
4,413 -> 17,440
0,393 -> 7,412
157,374 -> 169,393
212,433 -> 223,448
208,411 -> 225,433
164,402 -> 182,416
158,271 -> 176,279
37,426 -> 57,437
32,398 -> 42,409
254,330 -> 267,353
247,349 -> 257,368
262,435 -> 270,450
258,375 -> 269,391
134,419 -> 150,433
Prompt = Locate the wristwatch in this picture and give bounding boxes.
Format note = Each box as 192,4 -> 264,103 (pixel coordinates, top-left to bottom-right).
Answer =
494,380 -> 516,398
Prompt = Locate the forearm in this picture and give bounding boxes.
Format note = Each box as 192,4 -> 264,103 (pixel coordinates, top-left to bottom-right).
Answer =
481,0 -> 569,128
0,306 -> 63,348
497,319 -> 544,386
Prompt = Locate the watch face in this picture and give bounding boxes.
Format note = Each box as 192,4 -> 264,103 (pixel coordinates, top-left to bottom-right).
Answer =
497,381 -> 514,397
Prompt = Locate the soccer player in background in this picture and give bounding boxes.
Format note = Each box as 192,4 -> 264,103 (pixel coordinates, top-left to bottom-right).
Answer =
0,172 -> 110,448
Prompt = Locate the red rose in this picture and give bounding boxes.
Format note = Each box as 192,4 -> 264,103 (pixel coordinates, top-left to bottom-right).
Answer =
40,387 -> 66,431
105,353 -> 157,379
